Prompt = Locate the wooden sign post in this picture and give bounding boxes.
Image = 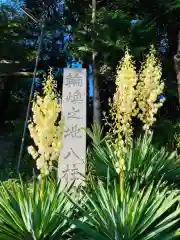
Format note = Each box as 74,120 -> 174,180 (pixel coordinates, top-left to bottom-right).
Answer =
58,68 -> 87,187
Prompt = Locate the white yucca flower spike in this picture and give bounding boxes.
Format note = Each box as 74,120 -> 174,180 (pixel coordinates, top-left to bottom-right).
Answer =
28,69 -> 64,177
137,45 -> 165,130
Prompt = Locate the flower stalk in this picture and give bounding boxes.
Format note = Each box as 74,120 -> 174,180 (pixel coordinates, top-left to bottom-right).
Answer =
107,46 -> 165,200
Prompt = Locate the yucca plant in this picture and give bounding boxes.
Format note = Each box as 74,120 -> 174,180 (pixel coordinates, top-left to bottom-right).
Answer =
86,124 -> 107,147
87,126 -> 180,188
124,134 -> 180,188
72,178 -> 180,239
0,177 -> 79,240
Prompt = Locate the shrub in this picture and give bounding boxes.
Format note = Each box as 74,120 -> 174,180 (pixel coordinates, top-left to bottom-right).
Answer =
0,177 -> 78,240
72,178 -> 180,240
87,126 -> 180,188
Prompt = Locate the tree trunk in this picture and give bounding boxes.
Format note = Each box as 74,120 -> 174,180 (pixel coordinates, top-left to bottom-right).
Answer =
173,29 -> 180,106
92,0 -> 101,125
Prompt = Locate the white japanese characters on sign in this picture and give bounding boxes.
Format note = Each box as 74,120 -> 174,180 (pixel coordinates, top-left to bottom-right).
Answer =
58,68 -> 87,187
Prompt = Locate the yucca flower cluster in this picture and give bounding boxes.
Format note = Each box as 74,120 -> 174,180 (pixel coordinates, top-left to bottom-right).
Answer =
109,46 -> 164,149
28,69 -> 64,176
107,46 -> 165,185
136,46 -> 165,131
107,50 -> 138,200
109,50 -> 138,152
